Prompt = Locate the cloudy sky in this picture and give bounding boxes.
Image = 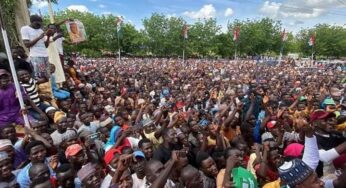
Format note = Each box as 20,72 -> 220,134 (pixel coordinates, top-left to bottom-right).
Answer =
31,0 -> 346,33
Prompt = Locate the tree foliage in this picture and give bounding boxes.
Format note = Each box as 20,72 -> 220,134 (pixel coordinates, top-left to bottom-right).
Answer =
296,24 -> 346,58
2,8 -> 346,58
0,0 -> 19,51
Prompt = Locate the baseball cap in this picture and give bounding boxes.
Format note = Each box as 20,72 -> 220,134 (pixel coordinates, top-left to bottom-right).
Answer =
65,144 -> 83,158
133,150 -> 145,158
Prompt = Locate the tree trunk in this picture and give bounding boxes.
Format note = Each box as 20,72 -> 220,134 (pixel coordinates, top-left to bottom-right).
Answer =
14,0 -> 30,50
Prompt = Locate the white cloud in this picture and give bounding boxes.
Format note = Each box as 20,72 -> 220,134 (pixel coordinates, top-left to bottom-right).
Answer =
99,4 -> 105,8
67,5 -> 89,12
280,8 -> 324,19
260,0 -> 344,20
296,0 -> 345,9
31,0 -> 48,8
259,1 -> 281,18
183,4 -> 216,19
224,8 -> 234,17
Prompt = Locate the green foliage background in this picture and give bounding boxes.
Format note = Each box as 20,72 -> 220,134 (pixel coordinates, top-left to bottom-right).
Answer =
1,3 -> 346,58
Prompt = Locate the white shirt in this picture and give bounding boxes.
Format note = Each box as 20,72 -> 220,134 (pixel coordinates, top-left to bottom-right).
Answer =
100,174 -> 112,188
77,122 -> 101,134
50,129 -> 77,146
132,173 -> 145,188
20,25 -> 48,57
54,35 -> 64,55
140,177 -> 175,188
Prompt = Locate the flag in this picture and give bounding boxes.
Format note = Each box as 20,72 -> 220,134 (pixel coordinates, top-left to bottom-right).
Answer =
182,24 -> 189,39
115,16 -> 123,39
233,27 -> 240,41
281,29 -> 288,41
308,33 -> 315,46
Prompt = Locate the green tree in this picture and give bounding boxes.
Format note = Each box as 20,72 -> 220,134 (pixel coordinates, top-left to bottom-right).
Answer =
188,18 -> 221,57
228,18 -> 283,56
296,24 -> 346,58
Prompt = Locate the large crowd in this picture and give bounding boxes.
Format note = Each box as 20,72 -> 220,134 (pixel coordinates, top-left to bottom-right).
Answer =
0,15 -> 346,188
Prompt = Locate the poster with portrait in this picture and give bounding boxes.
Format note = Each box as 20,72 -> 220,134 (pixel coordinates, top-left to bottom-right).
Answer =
65,20 -> 86,43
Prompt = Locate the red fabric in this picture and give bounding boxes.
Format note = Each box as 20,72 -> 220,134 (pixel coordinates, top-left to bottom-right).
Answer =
255,164 -> 279,182
243,155 -> 250,167
176,101 -> 185,109
333,154 -> 346,169
104,148 -> 122,165
310,110 -> 335,123
50,177 -> 58,188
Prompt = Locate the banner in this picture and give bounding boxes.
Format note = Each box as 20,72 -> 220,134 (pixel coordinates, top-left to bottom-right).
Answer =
115,16 -> 124,39
308,34 -> 315,46
281,29 -> 288,41
66,20 -> 86,44
182,24 -> 189,39
233,27 -> 240,41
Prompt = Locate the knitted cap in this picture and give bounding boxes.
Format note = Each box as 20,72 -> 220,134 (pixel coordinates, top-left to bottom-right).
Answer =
0,139 -> 12,150
278,159 -> 313,187
77,163 -> 96,181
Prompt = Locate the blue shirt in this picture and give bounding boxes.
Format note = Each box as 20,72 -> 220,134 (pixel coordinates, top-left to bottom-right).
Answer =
16,158 -> 55,188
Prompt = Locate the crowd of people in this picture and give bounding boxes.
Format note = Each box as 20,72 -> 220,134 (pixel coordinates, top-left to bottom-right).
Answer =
0,15 -> 346,188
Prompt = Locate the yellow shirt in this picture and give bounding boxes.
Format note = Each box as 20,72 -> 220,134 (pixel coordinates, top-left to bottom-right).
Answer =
263,179 -> 281,188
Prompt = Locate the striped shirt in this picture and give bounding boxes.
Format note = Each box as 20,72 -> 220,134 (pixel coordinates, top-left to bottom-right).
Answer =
21,78 -> 41,106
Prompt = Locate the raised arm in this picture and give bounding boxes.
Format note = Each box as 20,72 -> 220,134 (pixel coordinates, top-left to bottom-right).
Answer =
22,32 -> 44,48
244,94 -> 255,121
151,151 -> 178,188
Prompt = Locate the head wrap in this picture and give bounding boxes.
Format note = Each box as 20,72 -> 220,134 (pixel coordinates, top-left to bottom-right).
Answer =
54,111 -> 66,124
77,163 -> 96,182
104,126 -> 122,152
105,126 -> 132,152
278,159 -> 313,187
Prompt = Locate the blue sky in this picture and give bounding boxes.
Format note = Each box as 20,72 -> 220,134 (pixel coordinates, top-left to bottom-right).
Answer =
31,0 -> 346,33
